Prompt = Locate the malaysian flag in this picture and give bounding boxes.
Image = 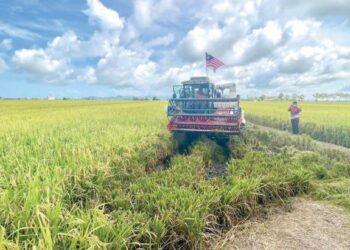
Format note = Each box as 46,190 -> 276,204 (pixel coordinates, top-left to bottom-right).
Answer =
206,52 -> 224,72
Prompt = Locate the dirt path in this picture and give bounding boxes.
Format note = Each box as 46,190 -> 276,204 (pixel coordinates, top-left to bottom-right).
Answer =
214,198 -> 350,250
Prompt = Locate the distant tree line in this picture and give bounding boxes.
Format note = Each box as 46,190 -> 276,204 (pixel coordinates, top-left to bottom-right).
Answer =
132,96 -> 159,101
0,96 -> 161,101
312,93 -> 350,101
247,93 -> 305,102
246,92 -> 350,102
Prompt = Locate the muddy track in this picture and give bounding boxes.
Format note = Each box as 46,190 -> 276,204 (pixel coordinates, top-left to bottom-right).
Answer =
155,138 -> 231,178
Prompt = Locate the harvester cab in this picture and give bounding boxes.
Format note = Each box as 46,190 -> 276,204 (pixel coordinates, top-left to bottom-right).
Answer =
166,77 -> 245,139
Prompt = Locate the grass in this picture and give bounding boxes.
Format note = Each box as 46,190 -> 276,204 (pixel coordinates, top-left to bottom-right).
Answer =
0,100 -> 349,248
242,101 -> 350,147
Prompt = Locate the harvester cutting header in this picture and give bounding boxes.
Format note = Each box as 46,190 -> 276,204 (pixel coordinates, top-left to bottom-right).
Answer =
166,76 -> 245,138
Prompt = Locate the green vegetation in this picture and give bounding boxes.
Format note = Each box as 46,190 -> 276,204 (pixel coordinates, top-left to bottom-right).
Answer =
245,128 -> 350,211
0,100 -> 173,249
242,101 -> 350,147
0,100 -> 349,249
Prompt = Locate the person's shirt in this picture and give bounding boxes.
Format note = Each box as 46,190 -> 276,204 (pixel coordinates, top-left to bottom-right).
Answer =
288,104 -> 301,119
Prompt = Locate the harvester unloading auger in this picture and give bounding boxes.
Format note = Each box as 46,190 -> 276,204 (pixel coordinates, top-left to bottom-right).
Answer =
166,76 -> 245,148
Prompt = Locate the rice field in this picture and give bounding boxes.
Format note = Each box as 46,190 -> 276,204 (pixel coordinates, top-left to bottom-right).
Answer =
242,101 -> 350,147
0,100 -> 349,249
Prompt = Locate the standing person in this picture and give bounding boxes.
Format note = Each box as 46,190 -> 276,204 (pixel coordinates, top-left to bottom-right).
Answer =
288,101 -> 302,134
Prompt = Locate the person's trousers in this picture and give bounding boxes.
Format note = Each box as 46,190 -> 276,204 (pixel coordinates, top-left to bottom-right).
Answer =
291,118 -> 299,134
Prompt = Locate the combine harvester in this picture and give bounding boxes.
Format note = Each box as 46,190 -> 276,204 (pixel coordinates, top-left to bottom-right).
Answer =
166,76 -> 245,148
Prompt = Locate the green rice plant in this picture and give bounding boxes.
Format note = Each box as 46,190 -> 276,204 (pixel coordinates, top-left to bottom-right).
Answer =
0,100 -> 173,248
242,101 -> 350,147
127,142 -> 223,248
236,126 -> 350,211
329,162 -> 350,178
244,127 -> 350,163
312,179 -> 350,210
0,100 -> 348,249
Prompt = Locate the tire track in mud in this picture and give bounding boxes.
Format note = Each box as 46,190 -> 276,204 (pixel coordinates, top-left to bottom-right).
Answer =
155,135 -> 232,179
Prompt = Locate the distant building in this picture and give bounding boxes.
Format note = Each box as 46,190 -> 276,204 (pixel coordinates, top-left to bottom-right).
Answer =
48,96 -> 56,100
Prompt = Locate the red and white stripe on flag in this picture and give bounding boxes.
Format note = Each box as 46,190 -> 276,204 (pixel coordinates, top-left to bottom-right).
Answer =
206,53 -> 224,72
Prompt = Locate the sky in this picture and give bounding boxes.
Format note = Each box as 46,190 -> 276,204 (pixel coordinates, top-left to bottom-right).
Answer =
0,0 -> 350,98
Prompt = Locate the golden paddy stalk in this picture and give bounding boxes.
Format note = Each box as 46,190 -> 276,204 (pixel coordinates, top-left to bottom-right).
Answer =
0,100 -> 348,249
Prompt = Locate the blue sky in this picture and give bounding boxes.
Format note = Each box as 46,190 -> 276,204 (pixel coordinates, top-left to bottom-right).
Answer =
0,0 -> 350,98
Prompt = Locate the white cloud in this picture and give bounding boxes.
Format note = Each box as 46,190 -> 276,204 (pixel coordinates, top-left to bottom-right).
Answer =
12,0 -> 124,84
176,1 -> 254,63
134,62 -> 157,78
133,0 -> 153,28
338,46 -> 350,59
121,0 -> 183,43
10,0 -> 350,96
96,47 -> 155,88
177,23 -> 225,62
84,0 -> 124,30
13,48 -> 68,81
47,31 -> 81,58
277,45 -> 328,75
0,21 -> 40,40
0,39 -> 11,74
0,57 -> 7,73
132,0 -> 180,28
212,0 -> 236,16
12,30 -> 85,83
279,0 -> 350,18
13,46 -> 98,84
75,67 -> 97,84
285,19 -> 321,41
44,30 -> 118,59
0,39 -> 12,50
232,21 -> 282,65
279,52 -> 314,74
146,33 -> 175,48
